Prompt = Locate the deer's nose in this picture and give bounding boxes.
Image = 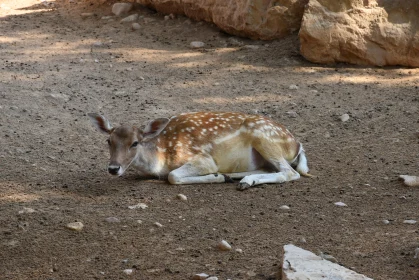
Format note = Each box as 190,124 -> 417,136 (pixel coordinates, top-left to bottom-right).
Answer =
108,165 -> 120,175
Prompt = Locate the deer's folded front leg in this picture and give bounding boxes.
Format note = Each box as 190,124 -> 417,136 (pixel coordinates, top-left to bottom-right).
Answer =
167,156 -> 229,185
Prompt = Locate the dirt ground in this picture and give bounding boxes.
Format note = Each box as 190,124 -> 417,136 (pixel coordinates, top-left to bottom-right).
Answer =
1,0 -> 418,279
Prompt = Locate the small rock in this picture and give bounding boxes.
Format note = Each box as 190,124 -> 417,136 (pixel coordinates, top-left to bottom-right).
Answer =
299,237 -> 307,244
136,220 -> 143,224
154,222 -> 163,228
10,106 -> 18,110
190,41 -> 205,48
289,84 -> 299,90
280,205 -> 290,210
123,269 -> 133,275
192,273 -> 209,280
112,3 -> 133,16
120,14 -> 139,23
404,219 -> 417,224
217,240 -> 232,251
105,217 -> 120,223
18,207 -> 35,214
340,113 -> 350,122
246,271 -> 257,277
334,201 -> 347,207
382,219 -> 390,225
235,248 -> 243,253
176,194 -> 187,201
399,175 -> 419,187
101,16 -> 113,20
414,248 -> 419,259
128,203 -> 148,210
131,23 -> 141,30
243,45 -> 260,50
207,277 -> 218,280
81,13 -> 94,18
164,15 -> 170,21
286,111 -> 298,118
66,222 -> 84,231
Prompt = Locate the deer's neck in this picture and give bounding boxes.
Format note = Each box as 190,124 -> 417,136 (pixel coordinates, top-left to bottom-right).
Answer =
134,140 -> 167,177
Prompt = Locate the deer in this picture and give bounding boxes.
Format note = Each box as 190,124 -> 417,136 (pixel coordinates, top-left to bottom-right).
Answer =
88,111 -> 311,190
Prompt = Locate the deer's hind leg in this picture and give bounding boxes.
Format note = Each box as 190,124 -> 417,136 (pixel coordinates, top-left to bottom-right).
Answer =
238,139 -> 301,190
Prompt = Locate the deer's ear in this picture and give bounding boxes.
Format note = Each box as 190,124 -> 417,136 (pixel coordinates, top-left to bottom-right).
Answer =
142,118 -> 170,141
88,113 -> 113,135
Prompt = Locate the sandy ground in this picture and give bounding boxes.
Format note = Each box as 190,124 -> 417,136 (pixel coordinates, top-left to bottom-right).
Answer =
1,0 -> 419,279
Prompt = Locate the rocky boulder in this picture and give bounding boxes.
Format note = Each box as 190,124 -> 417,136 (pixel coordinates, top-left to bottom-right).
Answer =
299,0 -> 419,67
282,244 -> 373,280
136,0 -> 309,40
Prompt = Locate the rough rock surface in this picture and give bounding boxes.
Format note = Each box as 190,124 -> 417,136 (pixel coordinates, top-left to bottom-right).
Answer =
135,0 -> 308,40
299,0 -> 419,67
282,244 -> 373,280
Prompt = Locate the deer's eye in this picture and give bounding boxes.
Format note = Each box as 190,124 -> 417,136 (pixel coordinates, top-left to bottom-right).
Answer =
130,141 -> 139,148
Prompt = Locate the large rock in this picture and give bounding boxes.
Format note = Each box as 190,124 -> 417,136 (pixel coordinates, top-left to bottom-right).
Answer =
299,0 -> 419,67
282,244 -> 373,280
136,0 -> 308,40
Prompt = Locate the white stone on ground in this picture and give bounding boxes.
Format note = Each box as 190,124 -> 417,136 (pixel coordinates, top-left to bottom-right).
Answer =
217,240 -> 232,251
18,207 -> 35,214
404,220 -> 417,224
112,3 -> 133,16
340,113 -> 350,122
66,222 -> 84,231
399,175 -> 419,187
192,273 -> 209,280
120,14 -> 139,23
190,41 -> 205,48
280,205 -> 290,210
128,203 -> 148,210
123,268 -> 133,275
334,201 -> 347,207
176,194 -> 188,201
132,23 -> 141,30
289,84 -> 299,90
282,244 -> 373,280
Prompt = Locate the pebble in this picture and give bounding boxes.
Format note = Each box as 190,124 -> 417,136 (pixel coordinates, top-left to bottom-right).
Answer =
286,111 -> 298,118
81,13 -> 94,18
403,220 -> 417,224
382,219 -> 390,225
128,203 -> 148,210
289,84 -> 299,90
18,207 -> 35,214
279,205 -> 290,210
132,23 -> 141,30
243,45 -> 259,50
101,16 -> 113,20
105,217 -> 120,223
235,248 -> 243,253
123,269 -> 133,275
299,237 -> 307,244
154,222 -> 163,228
217,240 -> 232,251
190,41 -> 205,48
207,277 -> 218,280
334,202 -> 347,207
399,175 -> 419,187
120,14 -> 139,23
66,222 -> 84,231
340,113 -> 350,122
176,194 -> 188,201
112,3 -> 133,16
192,273 -> 209,280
